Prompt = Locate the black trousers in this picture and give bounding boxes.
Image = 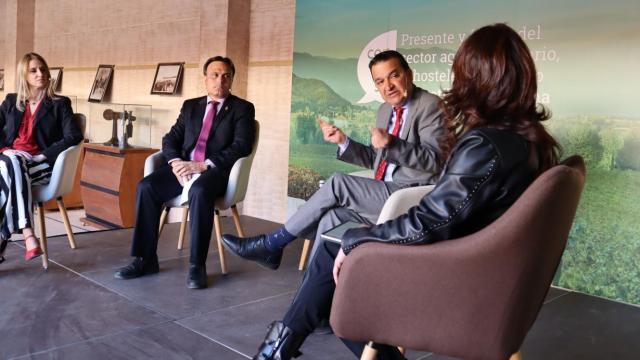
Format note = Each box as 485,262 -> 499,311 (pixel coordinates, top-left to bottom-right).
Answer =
130,165 -> 227,266
282,241 -> 404,360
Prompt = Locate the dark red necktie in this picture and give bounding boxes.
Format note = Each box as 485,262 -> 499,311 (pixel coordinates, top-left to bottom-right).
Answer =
193,101 -> 219,162
374,106 -> 404,181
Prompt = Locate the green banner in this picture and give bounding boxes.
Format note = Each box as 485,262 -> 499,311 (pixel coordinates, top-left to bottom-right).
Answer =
290,0 -> 640,304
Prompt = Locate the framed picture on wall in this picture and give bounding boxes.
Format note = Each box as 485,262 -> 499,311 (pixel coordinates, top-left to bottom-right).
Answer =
150,62 -> 184,95
0,69 -> 4,91
49,67 -> 62,92
88,65 -> 114,102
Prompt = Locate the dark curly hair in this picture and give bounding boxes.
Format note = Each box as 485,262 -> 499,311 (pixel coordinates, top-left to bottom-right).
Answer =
440,23 -> 560,172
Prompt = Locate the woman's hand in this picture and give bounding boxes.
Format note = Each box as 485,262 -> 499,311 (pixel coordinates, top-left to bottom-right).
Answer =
333,248 -> 347,285
2,149 -> 33,161
32,154 -> 47,162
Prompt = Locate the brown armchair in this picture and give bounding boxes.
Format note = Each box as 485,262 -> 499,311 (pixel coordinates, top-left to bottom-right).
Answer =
330,156 -> 586,360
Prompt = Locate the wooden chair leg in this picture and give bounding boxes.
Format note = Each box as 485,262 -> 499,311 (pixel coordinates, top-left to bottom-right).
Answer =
36,203 -> 49,270
298,239 -> 312,271
509,351 -> 522,360
230,205 -> 245,237
361,342 -> 378,360
214,209 -> 227,274
158,206 -> 170,235
177,208 -> 189,250
56,197 -> 76,249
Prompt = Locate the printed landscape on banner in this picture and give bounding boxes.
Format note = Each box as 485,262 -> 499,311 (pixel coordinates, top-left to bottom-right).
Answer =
289,0 -> 640,304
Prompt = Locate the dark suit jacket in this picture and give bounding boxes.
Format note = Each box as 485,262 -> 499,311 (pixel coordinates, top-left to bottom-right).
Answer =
0,93 -> 83,166
162,94 -> 256,173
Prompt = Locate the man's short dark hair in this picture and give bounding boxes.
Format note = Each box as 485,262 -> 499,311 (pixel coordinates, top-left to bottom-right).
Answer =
368,50 -> 410,72
203,56 -> 236,76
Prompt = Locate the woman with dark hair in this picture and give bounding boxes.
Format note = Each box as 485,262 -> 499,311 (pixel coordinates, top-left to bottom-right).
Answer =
0,52 -> 83,263
251,23 -> 560,360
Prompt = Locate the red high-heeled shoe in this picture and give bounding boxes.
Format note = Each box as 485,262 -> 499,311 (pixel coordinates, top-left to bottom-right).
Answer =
24,235 -> 43,261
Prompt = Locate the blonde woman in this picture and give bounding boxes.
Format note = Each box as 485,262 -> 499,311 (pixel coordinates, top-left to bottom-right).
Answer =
0,52 -> 83,263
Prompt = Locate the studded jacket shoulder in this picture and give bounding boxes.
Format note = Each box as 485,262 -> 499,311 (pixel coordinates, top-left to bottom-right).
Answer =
341,127 -> 538,254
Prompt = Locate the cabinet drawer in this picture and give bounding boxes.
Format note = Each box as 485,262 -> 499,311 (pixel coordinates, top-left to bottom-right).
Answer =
81,150 -> 124,191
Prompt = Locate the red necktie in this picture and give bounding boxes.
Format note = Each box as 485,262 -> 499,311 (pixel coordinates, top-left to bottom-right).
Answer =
193,101 -> 219,162
374,106 -> 404,181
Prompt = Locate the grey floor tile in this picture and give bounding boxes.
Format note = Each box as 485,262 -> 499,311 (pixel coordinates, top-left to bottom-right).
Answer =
520,292 -> 640,360
545,286 -> 571,303
84,252 -> 304,319
6,215 -> 637,360
52,216 -> 307,319
178,290 -> 429,360
178,292 -> 354,359
44,215 -> 298,276
44,208 -> 100,232
40,224 -> 191,275
0,244 -> 168,360
18,322 -> 246,360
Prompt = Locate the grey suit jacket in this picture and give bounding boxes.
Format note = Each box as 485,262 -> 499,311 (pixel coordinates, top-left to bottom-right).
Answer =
338,86 -> 443,185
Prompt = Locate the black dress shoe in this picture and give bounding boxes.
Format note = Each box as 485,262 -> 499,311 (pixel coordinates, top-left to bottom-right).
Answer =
187,264 -> 207,289
254,321 -> 305,360
221,234 -> 282,270
114,257 -> 159,279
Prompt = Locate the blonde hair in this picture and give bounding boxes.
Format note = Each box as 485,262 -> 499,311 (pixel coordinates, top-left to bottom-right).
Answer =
16,52 -> 57,111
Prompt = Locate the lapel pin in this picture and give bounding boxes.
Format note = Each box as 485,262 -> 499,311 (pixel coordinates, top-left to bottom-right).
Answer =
225,106 -> 229,111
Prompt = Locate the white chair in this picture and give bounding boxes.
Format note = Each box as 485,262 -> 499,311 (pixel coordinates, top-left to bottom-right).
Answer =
32,144 -> 83,269
148,121 -> 260,275
32,114 -> 86,270
298,184 -> 435,270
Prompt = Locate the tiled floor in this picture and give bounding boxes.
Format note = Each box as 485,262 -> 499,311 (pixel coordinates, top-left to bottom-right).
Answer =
1,215 -> 639,360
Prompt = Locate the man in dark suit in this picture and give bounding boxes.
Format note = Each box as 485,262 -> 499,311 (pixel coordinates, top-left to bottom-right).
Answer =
221,50 -> 444,270
115,56 -> 256,289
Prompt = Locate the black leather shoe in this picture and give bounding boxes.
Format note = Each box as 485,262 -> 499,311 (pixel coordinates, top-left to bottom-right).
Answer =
114,257 -> 159,279
254,321 -> 305,360
187,264 -> 207,289
221,234 -> 282,270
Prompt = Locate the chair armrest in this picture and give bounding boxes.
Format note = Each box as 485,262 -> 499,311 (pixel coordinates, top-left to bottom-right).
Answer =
376,185 -> 434,223
330,237 -> 523,358
331,229 -> 550,358
144,151 -> 165,177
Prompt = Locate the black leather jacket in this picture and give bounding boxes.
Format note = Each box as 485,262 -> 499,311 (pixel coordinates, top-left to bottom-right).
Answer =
342,127 -> 539,254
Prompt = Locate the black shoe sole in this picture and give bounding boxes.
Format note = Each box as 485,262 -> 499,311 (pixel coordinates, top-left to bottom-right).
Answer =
114,268 -> 159,280
255,258 -> 280,270
187,282 -> 207,289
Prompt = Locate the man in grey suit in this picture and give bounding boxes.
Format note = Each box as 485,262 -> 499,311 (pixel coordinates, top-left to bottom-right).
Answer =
222,50 -> 444,270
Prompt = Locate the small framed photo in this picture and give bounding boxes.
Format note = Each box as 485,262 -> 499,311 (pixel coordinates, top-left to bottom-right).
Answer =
151,62 -> 184,95
0,69 -> 4,91
88,65 -> 114,102
49,67 -> 62,92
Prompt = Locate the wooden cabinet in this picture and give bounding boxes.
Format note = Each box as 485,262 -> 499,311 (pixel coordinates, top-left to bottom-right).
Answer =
80,143 -> 157,229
